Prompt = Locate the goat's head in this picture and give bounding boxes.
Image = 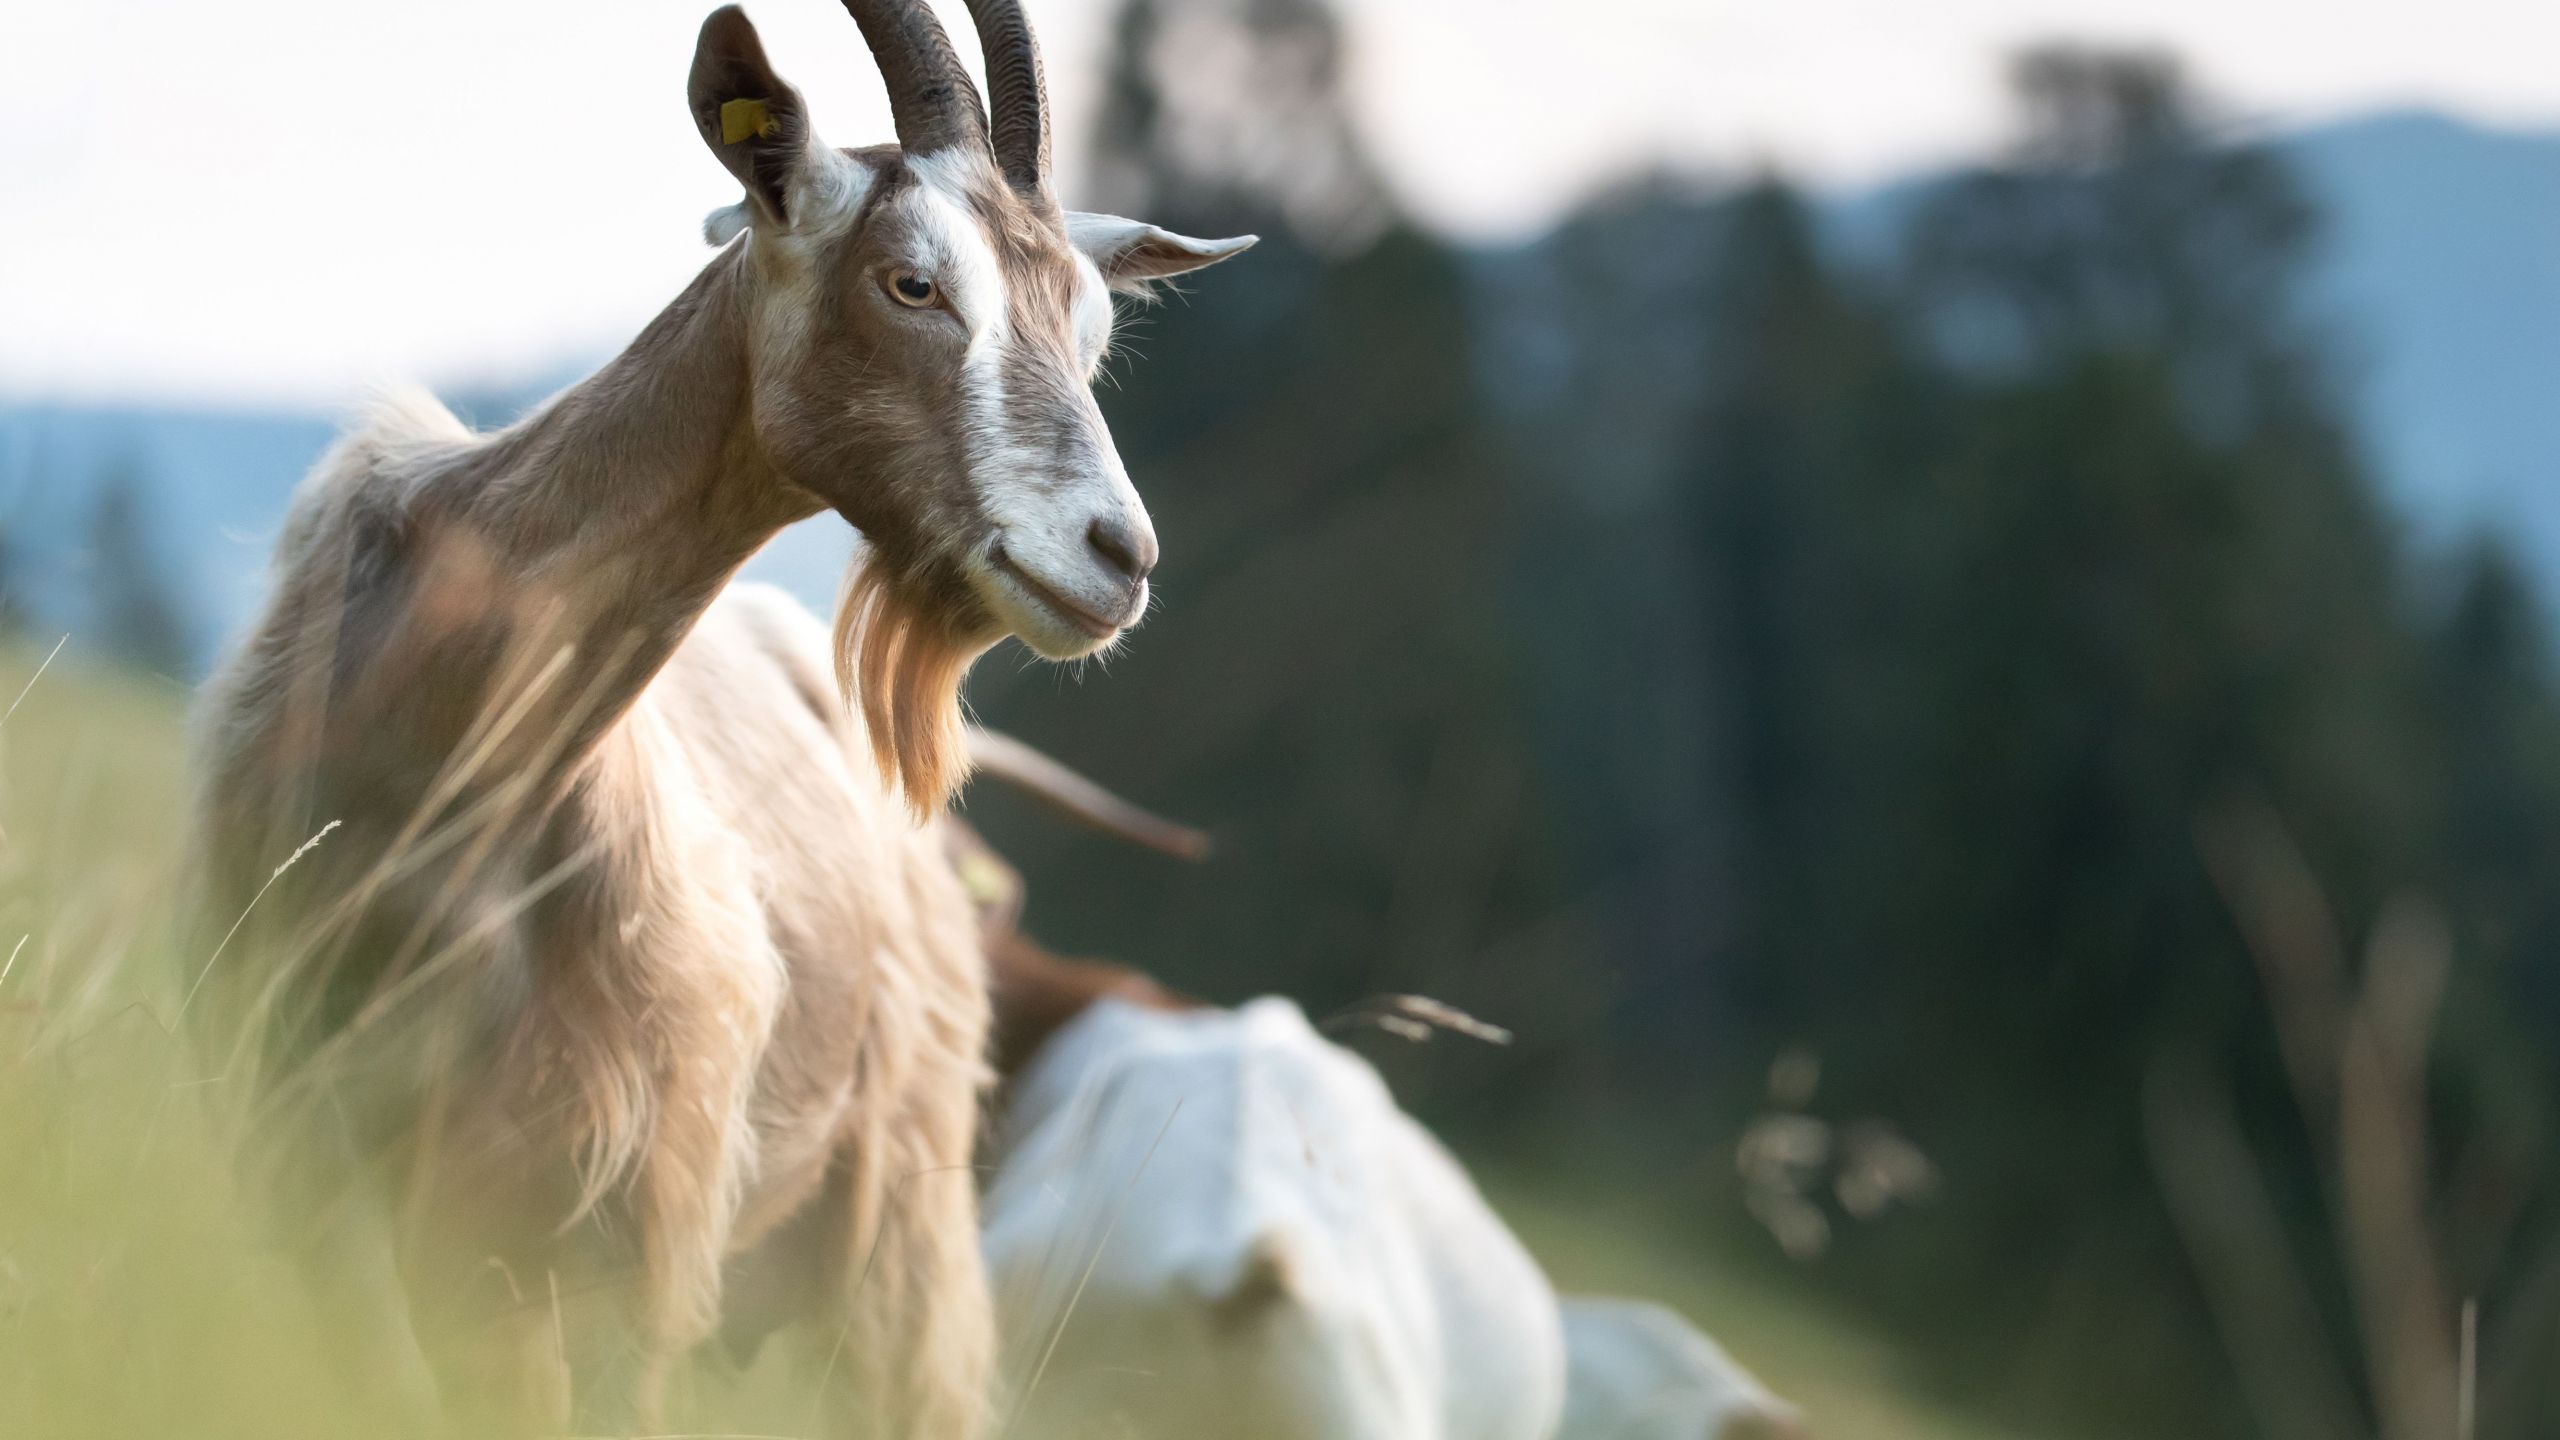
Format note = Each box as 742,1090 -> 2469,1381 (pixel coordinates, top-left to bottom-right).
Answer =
687,3 -> 1252,809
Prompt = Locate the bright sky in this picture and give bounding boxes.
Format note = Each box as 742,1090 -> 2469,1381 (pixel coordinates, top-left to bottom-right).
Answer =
3,0 -> 2554,406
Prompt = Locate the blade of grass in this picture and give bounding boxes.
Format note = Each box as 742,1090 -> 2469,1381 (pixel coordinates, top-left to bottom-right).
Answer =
177,819 -> 341,1022
0,634 -> 68,734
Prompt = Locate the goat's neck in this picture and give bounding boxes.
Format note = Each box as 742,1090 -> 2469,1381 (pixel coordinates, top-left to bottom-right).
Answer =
209,246 -> 830,893
468,244 -> 812,634
419,245 -> 819,769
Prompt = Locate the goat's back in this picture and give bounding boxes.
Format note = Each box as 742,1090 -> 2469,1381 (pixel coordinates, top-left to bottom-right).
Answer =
983,997 -> 1565,1440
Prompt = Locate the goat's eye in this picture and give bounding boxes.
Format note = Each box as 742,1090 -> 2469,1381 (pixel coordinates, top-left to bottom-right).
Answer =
888,271 -> 938,308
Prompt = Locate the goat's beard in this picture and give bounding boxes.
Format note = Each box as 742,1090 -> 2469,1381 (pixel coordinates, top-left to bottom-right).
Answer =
834,557 -> 988,818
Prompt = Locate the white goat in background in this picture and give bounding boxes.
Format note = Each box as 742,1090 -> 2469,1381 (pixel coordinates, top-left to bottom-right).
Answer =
978,934 -> 1566,1440
969,905 -> 1811,1440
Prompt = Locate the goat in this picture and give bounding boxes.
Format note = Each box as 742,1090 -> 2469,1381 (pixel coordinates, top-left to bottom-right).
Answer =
187,2 -> 1251,1432
976,931 -> 1567,1440
1556,1298 -> 1808,1440
976,932 -> 1808,1440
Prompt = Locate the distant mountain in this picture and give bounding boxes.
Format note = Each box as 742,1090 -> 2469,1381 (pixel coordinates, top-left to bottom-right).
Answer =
0,405 -> 336,668
2282,113 -> 2560,567
4,109 -> 2554,673
1821,109 -> 2560,585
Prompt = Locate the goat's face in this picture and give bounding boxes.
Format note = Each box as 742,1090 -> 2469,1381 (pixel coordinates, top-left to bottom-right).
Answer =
690,5 -> 1252,663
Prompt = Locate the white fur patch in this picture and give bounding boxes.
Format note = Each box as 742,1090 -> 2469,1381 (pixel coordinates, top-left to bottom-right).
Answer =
703,203 -> 750,247
905,150 -> 1012,356
1071,252 -> 1116,378
736,148 -> 875,374
706,144 -> 870,249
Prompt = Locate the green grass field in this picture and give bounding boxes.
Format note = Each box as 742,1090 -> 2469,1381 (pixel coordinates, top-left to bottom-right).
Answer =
0,637 -> 2025,1440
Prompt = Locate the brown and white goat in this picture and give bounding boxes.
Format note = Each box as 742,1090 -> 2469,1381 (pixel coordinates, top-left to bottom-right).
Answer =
188,2 -> 1250,1433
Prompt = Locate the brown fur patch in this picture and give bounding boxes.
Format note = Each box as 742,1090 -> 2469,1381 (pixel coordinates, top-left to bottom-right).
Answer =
833,559 -> 981,816
985,927 -> 1194,1079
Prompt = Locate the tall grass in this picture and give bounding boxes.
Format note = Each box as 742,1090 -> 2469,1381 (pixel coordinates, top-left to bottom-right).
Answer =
0,644 -> 414,1437
0,638 -> 2024,1439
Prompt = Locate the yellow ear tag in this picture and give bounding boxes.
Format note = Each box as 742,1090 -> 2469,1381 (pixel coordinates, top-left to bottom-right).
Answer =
720,97 -> 777,145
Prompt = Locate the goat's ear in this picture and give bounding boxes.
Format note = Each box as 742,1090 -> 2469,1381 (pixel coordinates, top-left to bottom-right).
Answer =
1066,213 -> 1258,294
689,6 -> 817,230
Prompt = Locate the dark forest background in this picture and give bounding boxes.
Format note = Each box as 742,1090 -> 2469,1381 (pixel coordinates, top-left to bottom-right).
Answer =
946,3 -> 2560,1437
5,2 -> 2557,1435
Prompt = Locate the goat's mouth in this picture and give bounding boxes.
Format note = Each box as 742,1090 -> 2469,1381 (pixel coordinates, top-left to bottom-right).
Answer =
988,544 -> 1134,645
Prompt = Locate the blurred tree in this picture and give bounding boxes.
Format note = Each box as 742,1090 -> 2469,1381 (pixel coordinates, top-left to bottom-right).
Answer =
2427,541 -> 2560,1014
85,458 -> 193,677
969,0 -> 1574,1119
0,528 -> 21,640
1905,47 -> 2328,442
1666,50 -> 2560,1438
2417,541 -> 2560,1422
982,12 -> 2560,1434
0,446 -> 28,640
1495,44 -> 2558,1438
1086,0 -> 1392,250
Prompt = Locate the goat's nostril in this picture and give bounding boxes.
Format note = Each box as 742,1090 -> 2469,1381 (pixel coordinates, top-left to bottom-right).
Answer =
1086,517 -> 1155,582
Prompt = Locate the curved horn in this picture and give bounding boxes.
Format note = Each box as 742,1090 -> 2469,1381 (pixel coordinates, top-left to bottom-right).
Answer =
840,0 -> 987,157
965,728 -> 1211,860
962,0 -> 1053,194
